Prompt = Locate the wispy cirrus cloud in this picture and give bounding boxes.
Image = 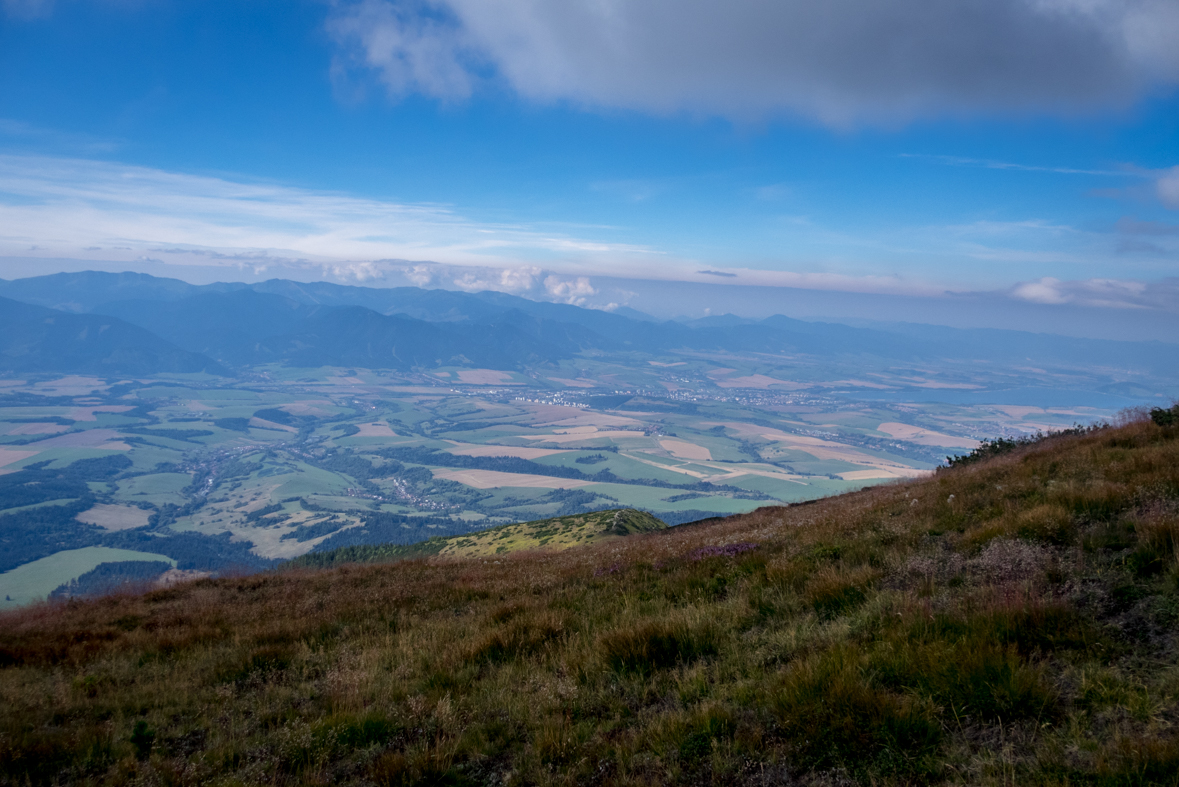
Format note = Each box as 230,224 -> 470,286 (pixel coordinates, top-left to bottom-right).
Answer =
899,153 -> 1134,178
0,154 -> 658,275
2,154 -> 1176,317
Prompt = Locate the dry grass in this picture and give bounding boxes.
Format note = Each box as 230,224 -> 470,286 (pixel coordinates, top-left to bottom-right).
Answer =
3,419 -> 1179,785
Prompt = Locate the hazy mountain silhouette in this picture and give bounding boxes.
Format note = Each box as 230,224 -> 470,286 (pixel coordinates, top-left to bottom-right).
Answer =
0,296 -> 226,376
1,271 -> 1176,383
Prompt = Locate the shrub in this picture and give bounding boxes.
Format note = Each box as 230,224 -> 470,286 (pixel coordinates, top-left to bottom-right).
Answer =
130,720 -> 155,761
772,649 -> 941,777
1127,510 -> 1179,578
945,424 -> 1103,468
677,705 -> 736,763
1150,404 -> 1179,427
370,748 -> 467,787
1050,480 -> 1131,523
805,565 -> 878,620
1092,734 -> 1179,785
467,613 -> 563,664
872,637 -> 1054,722
599,618 -> 717,676
1016,504 -> 1075,546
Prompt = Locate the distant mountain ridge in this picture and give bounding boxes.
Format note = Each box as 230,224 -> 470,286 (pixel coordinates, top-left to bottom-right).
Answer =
0,295 -> 225,376
0,271 -> 1176,384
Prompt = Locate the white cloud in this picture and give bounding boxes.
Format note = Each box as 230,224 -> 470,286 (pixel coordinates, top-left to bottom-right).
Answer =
404,264 -> 435,286
451,265 -> 541,293
3,154 -> 1172,313
326,0 -> 474,101
328,0 -> 1179,125
1012,277 -> 1071,304
1010,276 -> 1168,309
0,154 -> 654,273
1158,166 -> 1179,209
544,274 -> 596,305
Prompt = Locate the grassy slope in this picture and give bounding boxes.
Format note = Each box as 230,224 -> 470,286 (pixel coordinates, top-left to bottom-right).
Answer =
288,508 -> 668,569
3,419 -> 1179,785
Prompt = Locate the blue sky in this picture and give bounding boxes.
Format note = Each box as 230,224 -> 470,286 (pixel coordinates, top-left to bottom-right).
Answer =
1,0 -> 1178,338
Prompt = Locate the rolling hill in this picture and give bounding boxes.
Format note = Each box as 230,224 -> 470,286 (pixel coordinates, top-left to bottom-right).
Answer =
289,508 -> 668,569
3,414 -> 1179,784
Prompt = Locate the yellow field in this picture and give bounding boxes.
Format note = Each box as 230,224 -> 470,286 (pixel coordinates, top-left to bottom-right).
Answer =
431,468 -> 593,489
877,421 -> 979,449
658,438 -> 712,460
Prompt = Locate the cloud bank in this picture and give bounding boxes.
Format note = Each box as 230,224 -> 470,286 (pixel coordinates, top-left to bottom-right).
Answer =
329,0 -> 1179,125
0,154 -> 656,274
2,154 -> 1177,318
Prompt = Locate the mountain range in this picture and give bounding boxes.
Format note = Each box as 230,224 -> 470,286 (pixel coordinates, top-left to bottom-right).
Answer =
0,271 -> 1176,391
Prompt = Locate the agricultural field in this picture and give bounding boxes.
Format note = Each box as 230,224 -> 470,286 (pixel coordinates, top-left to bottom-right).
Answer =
0,353 -> 1118,606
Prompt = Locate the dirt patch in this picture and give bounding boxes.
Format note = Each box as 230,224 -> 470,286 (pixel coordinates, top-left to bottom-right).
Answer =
75,504 -> 151,531
432,468 -> 593,489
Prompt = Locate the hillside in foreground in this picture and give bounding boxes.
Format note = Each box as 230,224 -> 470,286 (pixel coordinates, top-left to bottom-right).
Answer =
290,508 -> 668,569
3,415 -> 1179,785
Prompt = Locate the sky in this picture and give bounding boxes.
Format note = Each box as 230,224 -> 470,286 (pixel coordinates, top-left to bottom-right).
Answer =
1,0 -> 1178,339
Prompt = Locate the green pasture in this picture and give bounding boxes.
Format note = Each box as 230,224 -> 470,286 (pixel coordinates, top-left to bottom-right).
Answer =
0,497 -> 79,516
273,463 -> 354,498
0,547 -> 177,608
114,473 -> 192,507
536,451 -> 690,484
6,448 -> 131,471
